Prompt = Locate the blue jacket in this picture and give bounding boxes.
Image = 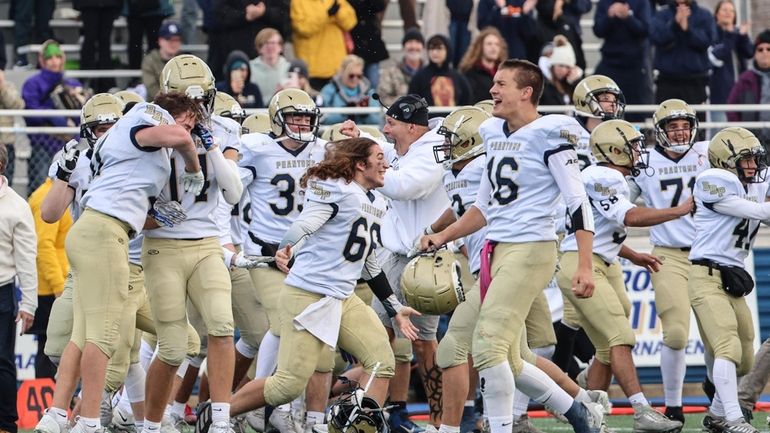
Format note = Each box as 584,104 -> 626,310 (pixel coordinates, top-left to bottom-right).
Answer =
649,0 -> 716,78
318,78 -> 380,125
593,0 -> 651,68
709,27 -> 753,104
21,69 -> 82,152
477,0 -> 538,61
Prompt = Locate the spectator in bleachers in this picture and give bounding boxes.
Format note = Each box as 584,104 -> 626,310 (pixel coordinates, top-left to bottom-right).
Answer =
291,0 -> 358,90
537,0 -> 590,69
0,64 -> 25,187
21,40 -> 81,192
142,20 -> 183,101
180,0 -> 200,44
209,0 -> 290,82
409,35 -> 472,106
458,27 -> 507,103
389,0 -> 419,30
377,28 -> 425,107
709,0 -> 753,123
282,58 -> 321,99
477,0 -> 538,62
593,0 -> 653,122
250,28 -> 291,106
447,0 -> 472,67
348,0 -> 389,89
727,30 -> 770,145
27,173 -> 71,379
124,0 -> 175,69
0,142 -> 36,433
650,0 -> 716,117
216,50 -> 264,108
540,35 -> 583,106
319,54 -> 380,125
75,0 -> 122,93
11,0 -> 54,68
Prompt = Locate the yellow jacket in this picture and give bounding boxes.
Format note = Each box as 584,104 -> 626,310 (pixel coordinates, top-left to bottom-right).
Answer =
291,0 -> 357,80
28,179 -> 71,296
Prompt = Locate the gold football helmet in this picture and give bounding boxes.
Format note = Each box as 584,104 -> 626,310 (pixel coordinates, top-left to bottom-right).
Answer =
160,54 -> 217,115
113,90 -> 144,106
321,123 -> 386,141
474,99 -> 493,115
401,249 -> 465,315
572,75 -> 625,120
327,392 -> 387,433
709,127 -> 768,183
268,88 -> 320,143
80,93 -> 123,146
590,119 -> 648,176
213,92 -> 246,124
434,106 -> 490,169
242,112 -> 271,135
653,99 -> 698,153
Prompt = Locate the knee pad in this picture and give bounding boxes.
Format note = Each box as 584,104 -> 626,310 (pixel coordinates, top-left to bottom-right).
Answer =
436,333 -> 470,369
711,335 -> 742,367
662,327 -> 689,351
264,371 -> 310,407
594,347 -> 610,365
393,338 -> 413,363
359,346 -> 395,379
608,326 -> 636,352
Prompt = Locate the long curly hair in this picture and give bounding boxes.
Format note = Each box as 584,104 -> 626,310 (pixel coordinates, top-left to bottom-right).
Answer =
301,137 -> 378,188
458,27 -> 508,73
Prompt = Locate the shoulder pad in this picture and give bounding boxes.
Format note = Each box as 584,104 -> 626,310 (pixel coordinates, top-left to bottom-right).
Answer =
305,178 -> 348,204
694,169 -> 742,201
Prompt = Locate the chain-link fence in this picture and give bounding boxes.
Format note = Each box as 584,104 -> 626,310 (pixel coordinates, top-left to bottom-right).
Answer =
3,104 -> 770,197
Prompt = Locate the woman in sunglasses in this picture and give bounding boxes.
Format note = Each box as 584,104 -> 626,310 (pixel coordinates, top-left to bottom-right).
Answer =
319,54 -> 381,125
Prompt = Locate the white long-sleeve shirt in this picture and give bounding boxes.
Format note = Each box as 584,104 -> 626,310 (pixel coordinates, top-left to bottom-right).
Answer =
0,176 -> 37,315
377,127 -> 450,255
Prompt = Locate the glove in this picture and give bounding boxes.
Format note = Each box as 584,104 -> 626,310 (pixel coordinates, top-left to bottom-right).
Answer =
339,348 -> 358,365
55,139 -> 80,182
192,123 -> 216,150
181,169 -> 206,196
148,200 -> 187,228
327,0 -> 340,15
406,226 -> 434,258
233,251 -> 275,269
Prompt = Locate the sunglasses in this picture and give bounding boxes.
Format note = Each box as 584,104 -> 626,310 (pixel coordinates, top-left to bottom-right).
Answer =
348,73 -> 364,79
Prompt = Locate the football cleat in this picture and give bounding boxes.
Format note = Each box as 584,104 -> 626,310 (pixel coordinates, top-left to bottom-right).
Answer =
722,419 -> 758,433
587,390 -> 612,415
34,409 -> 69,433
511,415 -> 544,433
195,402 -> 213,433
387,407 -> 424,433
112,406 -> 136,433
632,405 -> 682,433
268,408 -> 298,433
459,406 -> 477,433
702,411 -> 726,433
664,407 -> 684,425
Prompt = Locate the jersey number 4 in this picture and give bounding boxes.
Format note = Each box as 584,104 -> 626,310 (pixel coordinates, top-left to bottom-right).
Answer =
733,218 -> 759,251
343,217 -> 381,263
487,156 -> 519,205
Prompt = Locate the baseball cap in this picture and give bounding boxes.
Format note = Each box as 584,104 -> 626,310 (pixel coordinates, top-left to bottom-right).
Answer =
386,94 -> 429,126
289,59 -> 309,78
159,21 -> 182,39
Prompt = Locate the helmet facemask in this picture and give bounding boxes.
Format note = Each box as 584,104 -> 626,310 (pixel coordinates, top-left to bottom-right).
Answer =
81,116 -> 118,147
584,90 -> 625,120
186,86 -> 217,119
656,115 -> 698,154
277,109 -> 320,143
734,147 -> 769,183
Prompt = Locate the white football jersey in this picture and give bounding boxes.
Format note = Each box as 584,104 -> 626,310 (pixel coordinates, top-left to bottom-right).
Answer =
632,141 -> 709,248
146,116 -> 242,240
561,165 -> 635,263
239,133 -> 326,255
575,122 -> 594,170
477,115 -> 588,243
690,169 -> 770,268
80,102 -> 173,235
285,178 -> 388,299
443,156 -> 486,274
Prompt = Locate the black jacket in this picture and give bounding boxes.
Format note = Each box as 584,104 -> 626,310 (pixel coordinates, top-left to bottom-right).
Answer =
408,37 -> 472,106
348,0 -> 389,64
216,50 -> 264,108
462,65 -> 494,103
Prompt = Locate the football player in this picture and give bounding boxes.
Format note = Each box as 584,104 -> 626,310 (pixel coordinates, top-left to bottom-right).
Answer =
36,90 -> 204,433
428,107 -> 610,433
689,127 -> 770,433
556,119 -> 691,433
141,54 -> 243,433
551,74 -> 625,380
237,88 -> 328,432
627,99 -> 707,423
198,137 -> 419,429
418,59 -> 597,433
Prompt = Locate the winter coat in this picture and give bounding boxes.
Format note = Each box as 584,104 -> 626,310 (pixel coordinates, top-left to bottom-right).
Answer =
649,0 -> 716,78
709,27 -> 753,104
216,50 -> 264,108
291,0 -> 358,79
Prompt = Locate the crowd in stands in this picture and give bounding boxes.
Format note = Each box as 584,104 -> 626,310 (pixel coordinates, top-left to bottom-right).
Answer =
2,0 -> 770,191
